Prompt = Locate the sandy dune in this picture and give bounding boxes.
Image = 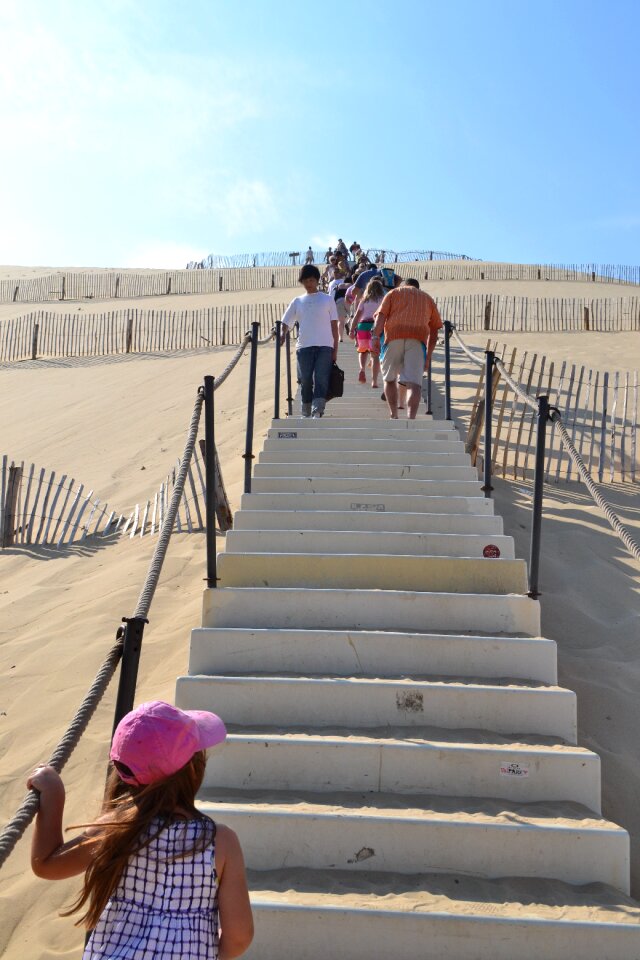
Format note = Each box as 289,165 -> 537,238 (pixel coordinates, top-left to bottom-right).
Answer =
1,273 -> 639,958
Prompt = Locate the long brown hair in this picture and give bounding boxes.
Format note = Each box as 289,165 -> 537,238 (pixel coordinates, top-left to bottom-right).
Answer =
362,278 -> 385,303
63,751 -> 207,929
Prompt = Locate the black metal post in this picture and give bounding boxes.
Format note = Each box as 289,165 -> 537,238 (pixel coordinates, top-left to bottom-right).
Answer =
528,394 -> 550,598
274,320 -> 282,420
204,375 -> 217,588
111,618 -> 147,736
482,350 -> 495,496
285,330 -> 293,417
443,320 -> 452,421
425,359 -> 433,415
243,323 -> 259,494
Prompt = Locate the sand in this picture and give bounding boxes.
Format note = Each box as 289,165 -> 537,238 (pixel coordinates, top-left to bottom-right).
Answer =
1,272 -> 639,957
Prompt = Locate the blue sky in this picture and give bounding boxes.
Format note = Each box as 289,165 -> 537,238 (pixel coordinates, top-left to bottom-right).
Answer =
0,0 -> 638,267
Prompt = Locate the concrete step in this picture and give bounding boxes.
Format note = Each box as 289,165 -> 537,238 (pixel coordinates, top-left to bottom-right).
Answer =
243,869 -> 640,960
202,587 -> 541,636
270,418 -> 454,432
251,477 -> 485,496
204,726 -> 599,808
267,427 -> 455,442
188,627 -> 557,683
197,790 -> 628,890
223,529 -> 516,560
216,552 -> 528,594
176,673 -> 576,741
233,509 -> 504,536
263,436 -> 464,453
240,491 -> 496,515
258,448 -> 470,465
252,462 -> 478,481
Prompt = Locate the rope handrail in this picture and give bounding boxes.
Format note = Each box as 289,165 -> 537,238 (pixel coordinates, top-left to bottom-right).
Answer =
0,332 -> 255,870
0,634 -> 124,869
451,324 -> 640,564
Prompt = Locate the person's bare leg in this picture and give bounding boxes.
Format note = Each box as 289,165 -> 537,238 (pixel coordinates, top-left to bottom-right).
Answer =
338,317 -> 346,341
371,356 -> 380,388
398,383 -> 407,410
406,382 -> 421,419
385,379 -> 399,418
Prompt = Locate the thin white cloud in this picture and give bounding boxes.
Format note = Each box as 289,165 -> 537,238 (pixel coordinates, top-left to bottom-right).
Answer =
311,234 -> 339,250
216,180 -> 280,237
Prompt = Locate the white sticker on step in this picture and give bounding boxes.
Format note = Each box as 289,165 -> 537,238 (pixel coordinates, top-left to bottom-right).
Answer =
350,502 -> 386,512
277,431 -> 298,438
500,762 -> 530,778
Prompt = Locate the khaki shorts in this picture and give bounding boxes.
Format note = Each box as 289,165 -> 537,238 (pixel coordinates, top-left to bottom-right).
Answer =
380,338 -> 425,385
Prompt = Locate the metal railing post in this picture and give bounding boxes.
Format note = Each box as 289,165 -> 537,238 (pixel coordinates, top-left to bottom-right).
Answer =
274,320 -> 282,419
204,374 -> 217,588
285,330 -> 293,416
111,619 -> 146,735
443,320 -> 452,421
528,394 -> 550,598
425,359 -> 433,415
243,323 -> 260,493
482,350 -> 495,496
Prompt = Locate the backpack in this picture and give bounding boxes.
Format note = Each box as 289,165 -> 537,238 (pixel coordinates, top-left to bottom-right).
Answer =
380,267 -> 395,289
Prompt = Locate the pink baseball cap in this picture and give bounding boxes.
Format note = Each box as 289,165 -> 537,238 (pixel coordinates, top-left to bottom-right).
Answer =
110,700 -> 227,786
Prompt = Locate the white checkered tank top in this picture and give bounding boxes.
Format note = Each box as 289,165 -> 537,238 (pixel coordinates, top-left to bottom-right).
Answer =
83,814 -> 219,959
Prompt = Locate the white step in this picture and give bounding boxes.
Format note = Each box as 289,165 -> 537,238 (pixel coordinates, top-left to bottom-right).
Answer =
244,871 -> 640,960
252,462 -> 478,481
188,627 -> 557,683
234,509 -> 504,535
251,477 -> 485,496
263,436 -> 464,453
240,492 -> 496,515
270,418 -> 454,432
258,448 -> 469,465
223,529 -> 516,560
197,791 -> 628,890
267,427 -> 455,441
202,587 -> 541,636
176,674 -> 576,741
216,552 -> 528,594
204,728 -> 600,808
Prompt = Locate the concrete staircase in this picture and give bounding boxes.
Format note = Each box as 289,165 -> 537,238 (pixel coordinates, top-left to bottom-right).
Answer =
176,347 -> 640,958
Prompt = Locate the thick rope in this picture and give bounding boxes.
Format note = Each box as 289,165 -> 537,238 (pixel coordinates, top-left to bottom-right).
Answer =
452,324 -> 640,565
0,633 -> 124,869
550,413 -> 640,563
451,327 -> 485,368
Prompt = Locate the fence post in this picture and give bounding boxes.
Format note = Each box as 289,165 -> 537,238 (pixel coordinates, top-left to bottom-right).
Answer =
31,323 -> 39,360
274,320 -> 282,419
484,300 -> 492,330
111,617 -> 147,735
243,323 -> 260,493
204,375 -> 218,588
60,276 -> 66,301
443,320 -> 453,421
115,275 -> 120,298
1,464 -> 22,548
528,394 -> 550,598
285,330 -> 294,416
584,306 -> 590,331
482,351 -> 495,496
125,312 -> 133,354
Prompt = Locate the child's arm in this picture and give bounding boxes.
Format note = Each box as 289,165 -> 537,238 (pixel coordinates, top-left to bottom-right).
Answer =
216,824 -> 254,960
28,765 -> 101,880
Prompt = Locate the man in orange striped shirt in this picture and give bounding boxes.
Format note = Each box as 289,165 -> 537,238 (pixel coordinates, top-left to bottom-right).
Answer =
371,278 -> 442,419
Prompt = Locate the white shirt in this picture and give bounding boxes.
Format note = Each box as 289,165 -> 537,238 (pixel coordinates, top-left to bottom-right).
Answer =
281,292 -> 337,349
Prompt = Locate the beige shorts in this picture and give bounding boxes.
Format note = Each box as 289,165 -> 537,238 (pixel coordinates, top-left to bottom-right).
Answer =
380,338 -> 426,385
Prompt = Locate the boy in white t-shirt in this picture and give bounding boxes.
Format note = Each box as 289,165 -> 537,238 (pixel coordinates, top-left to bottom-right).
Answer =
281,265 -> 339,418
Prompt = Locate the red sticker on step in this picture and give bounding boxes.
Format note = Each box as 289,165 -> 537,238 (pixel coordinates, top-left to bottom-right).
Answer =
483,544 -> 501,558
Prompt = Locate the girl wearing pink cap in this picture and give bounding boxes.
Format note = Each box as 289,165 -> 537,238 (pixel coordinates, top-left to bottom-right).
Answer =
27,700 -> 253,959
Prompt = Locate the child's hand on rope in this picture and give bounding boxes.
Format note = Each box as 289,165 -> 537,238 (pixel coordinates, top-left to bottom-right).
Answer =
27,764 -> 65,802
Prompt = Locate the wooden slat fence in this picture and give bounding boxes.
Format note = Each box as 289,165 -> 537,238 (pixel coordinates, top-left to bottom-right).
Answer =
1,443 -> 233,548
2,261 -> 639,306
2,295 -> 640,363
463,345 -> 640,484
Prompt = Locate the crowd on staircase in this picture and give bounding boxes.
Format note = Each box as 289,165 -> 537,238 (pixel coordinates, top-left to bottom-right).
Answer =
283,237 -> 444,421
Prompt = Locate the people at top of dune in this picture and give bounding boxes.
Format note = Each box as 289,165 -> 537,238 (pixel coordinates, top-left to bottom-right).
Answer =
305,246 -> 314,264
